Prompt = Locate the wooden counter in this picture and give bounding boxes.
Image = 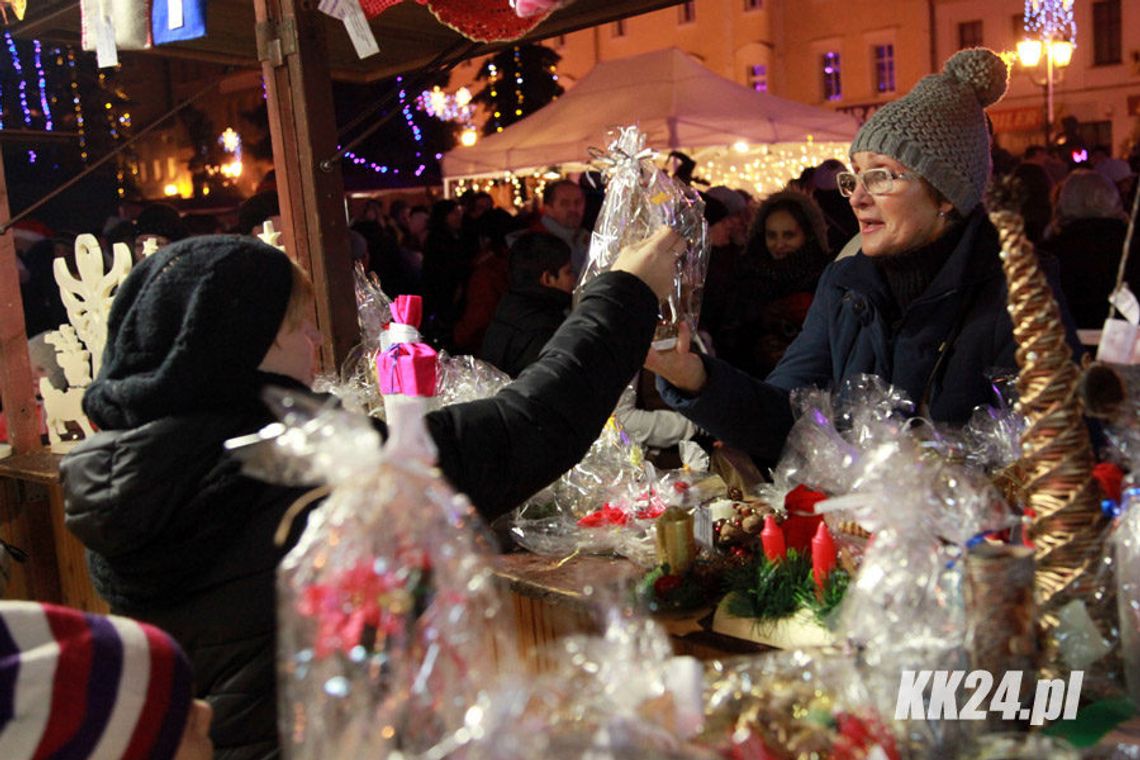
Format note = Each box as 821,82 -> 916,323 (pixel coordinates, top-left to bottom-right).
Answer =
0,450 -> 107,613
493,551 -> 767,670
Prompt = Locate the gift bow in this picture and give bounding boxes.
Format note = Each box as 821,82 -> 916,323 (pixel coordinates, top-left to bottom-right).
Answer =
377,341 -> 437,396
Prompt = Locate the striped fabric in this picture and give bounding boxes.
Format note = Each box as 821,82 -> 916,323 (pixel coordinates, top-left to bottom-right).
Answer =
0,601 -> 191,760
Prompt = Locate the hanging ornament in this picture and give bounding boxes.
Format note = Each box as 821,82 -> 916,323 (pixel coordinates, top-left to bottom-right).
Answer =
356,0 -> 550,41
510,0 -> 572,18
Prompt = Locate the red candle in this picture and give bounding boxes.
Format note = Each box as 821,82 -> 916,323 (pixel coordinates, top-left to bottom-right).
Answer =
811,522 -> 837,592
761,515 -> 786,562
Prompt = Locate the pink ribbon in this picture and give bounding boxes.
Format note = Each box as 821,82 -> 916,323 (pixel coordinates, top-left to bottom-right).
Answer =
377,341 -> 438,396
390,294 -> 423,329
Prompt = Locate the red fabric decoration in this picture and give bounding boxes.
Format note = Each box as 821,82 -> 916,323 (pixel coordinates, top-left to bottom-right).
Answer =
390,294 -> 424,329
1092,461 -> 1124,504
427,0 -> 551,43
376,342 -> 438,396
577,503 -> 629,527
782,484 -> 827,553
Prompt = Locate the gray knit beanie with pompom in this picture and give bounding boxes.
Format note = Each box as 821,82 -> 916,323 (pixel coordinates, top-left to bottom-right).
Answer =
849,47 -> 1009,213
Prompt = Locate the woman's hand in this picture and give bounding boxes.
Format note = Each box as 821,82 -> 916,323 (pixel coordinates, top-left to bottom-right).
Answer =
644,320 -> 707,393
610,226 -> 685,300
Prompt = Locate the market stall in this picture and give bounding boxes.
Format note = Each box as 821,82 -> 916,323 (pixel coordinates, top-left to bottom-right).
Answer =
441,47 -> 860,199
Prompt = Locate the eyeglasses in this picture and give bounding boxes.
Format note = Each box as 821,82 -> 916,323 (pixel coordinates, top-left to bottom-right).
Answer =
836,168 -> 914,197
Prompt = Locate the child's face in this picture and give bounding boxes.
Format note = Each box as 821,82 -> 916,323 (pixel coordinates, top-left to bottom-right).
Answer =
259,317 -> 321,386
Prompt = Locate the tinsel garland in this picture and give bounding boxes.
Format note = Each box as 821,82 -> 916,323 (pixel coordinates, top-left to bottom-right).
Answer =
989,199 -> 1112,670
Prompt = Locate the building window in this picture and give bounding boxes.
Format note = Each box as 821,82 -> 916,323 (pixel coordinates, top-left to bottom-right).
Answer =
873,44 -> 895,93
749,64 -> 768,92
1092,0 -> 1122,65
958,20 -> 983,49
612,18 -> 626,37
744,0 -> 762,10
822,51 -> 842,101
678,1 -> 695,24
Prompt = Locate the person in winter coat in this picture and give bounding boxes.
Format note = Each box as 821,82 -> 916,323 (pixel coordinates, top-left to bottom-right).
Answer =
60,228 -> 681,760
647,47 -> 1079,467
1038,168 -> 1137,329
711,189 -> 833,379
481,231 -> 576,378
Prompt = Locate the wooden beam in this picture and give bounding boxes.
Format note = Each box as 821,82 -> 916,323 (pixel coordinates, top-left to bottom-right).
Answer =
254,0 -> 358,370
0,150 -> 41,455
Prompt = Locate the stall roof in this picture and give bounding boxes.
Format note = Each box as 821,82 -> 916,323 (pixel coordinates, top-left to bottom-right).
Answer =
12,0 -> 685,82
442,47 -> 861,179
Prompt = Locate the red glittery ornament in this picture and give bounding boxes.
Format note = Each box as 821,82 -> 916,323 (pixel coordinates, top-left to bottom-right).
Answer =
428,0 -> 551,42
359,0 -> 421,19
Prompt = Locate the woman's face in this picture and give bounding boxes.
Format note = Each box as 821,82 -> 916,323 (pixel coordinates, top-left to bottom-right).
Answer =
764,209 -> 806,260
848,151 -> 953,257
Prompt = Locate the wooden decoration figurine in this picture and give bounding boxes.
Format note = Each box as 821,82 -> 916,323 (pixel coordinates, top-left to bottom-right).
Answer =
38,235 -> 133,452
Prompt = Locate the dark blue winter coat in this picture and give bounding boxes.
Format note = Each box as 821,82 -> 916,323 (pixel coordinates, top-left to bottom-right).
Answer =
661,207 -> 1076,464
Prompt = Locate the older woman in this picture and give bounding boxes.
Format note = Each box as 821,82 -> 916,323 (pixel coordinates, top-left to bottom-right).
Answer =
649,48 -> 1076,466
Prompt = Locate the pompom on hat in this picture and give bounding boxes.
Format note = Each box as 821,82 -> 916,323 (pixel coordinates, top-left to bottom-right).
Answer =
83,235 -> 296,430
849,47 -> 1010,213
0,601 -> 193,760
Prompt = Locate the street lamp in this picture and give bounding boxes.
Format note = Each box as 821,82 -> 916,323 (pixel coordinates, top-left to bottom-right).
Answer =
1016,0 -> 1077,145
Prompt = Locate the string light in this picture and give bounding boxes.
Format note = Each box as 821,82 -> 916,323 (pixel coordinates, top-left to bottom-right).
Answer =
65,47 -> 88,162
513,46 -> 524,117
451,141 -> 849,205
5,31 -> 34,127
33,40 -> 54,131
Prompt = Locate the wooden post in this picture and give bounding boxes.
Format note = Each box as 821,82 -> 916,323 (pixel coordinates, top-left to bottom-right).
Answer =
0,149 -> 41,455
254,0 -> 358,370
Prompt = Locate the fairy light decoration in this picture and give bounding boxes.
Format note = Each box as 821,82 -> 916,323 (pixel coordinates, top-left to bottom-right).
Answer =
33,40 -> 55,131
1024,0 -> 1076,41
5,31 -> 35,128
65,47 -> 89,162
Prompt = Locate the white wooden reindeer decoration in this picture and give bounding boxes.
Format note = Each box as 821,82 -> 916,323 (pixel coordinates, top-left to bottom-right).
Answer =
39,234 -> 132,451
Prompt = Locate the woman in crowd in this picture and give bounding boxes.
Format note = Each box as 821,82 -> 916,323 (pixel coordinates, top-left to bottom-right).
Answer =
649,48 -> 1077,467
60,228 -> 681,760
713,190 -> 833,379
1039,168 -> 1136,329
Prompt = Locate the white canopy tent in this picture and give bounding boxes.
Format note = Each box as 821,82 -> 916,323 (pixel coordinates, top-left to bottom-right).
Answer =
442,47 -> 861,184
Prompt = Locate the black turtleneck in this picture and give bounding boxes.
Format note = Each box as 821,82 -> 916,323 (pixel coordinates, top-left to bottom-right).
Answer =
873,221 -> 965,312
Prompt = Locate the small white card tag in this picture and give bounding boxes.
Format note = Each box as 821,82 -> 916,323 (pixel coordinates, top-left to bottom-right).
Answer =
1097,318 -> 1140,364
318,0 -> 378,58
1110,283 -> 1140,325
340,0 -> 379,60
95,15 -> 119,68
168,0 -> 184,30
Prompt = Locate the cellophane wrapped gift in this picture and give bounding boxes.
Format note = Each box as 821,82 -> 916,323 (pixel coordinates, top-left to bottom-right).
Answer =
575,125 -> 708,348
829,433 -> 1016,751
457,608 -> 712,758
275,303 -> 519,759
435,351 -> 512,407
1115,479 -> 1140,708
315,264 -> 394,419
700,650 -> 902,759
510,415 -> 707,565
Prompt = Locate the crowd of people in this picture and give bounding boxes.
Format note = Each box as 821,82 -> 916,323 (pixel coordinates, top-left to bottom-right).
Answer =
3,42 -> 1140,760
